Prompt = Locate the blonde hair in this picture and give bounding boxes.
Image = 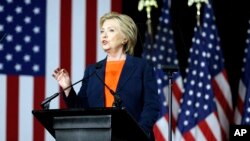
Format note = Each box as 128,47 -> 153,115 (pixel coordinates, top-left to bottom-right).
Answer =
100,12 -> 138,55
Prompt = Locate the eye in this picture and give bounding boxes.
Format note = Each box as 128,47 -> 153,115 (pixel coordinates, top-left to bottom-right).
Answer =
109,29 -> 114,32
100,30 -> 104,33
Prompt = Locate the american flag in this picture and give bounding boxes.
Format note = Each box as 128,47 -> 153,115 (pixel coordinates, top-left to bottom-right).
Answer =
198,3 -> 233,140
142,0 -> 184,140
175,25 -> 222,141
234,19 -> 250,125
0,0 -> 121,141
175,2 -> 233,140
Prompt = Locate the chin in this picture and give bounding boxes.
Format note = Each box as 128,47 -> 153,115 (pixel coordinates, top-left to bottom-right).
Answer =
103,48 -> 110,52
102,46 -> 109,50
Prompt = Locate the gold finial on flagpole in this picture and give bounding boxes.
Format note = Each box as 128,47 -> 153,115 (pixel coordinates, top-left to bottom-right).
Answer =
188,0 -> 208,26
138,0 -> 158,40
138,0 -> 158,19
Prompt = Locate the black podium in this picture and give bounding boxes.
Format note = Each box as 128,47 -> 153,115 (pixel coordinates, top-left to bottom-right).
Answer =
32,108 -> 150,141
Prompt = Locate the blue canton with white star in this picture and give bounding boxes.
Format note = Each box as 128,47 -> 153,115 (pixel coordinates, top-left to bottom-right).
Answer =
0,0 -> 46,76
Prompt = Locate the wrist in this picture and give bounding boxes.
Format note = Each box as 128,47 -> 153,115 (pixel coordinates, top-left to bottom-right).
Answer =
64,88 -> 71,97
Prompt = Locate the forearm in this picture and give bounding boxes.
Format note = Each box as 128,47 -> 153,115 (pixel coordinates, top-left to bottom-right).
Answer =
63,88 -> 77,108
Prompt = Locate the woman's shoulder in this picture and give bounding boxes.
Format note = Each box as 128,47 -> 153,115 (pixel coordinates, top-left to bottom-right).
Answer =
128,55 -> 145,62
128,55 -> 152,66
86,59 -> 106,70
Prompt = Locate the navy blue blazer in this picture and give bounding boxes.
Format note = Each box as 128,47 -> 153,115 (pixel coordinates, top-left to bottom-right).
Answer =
64,55 -> 160,139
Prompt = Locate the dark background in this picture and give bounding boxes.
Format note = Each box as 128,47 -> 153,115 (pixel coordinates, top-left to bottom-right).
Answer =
122,0 -> 250,108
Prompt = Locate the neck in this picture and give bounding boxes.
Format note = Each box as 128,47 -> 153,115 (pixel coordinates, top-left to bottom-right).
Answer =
107,52 -> 126,61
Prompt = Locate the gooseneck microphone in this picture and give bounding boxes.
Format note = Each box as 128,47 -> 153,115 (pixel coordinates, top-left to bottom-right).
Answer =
40,63 -> 101,110
94,64 -> 122,108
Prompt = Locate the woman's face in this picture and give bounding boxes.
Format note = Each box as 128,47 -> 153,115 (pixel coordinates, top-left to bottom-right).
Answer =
100,19 -> 126,54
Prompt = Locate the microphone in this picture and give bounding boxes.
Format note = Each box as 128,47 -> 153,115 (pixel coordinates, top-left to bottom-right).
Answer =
94,65 -> 122,108
160,65 -> 179,74
40,63 -> 101,110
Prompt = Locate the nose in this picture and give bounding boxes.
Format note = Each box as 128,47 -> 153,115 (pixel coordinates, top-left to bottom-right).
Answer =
101,31 -> 107,38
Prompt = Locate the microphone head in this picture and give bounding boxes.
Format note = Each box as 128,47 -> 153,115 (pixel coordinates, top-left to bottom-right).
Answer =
159,65 -> 179,73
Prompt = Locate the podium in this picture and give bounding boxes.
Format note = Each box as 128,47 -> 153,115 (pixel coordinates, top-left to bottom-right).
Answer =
32,107 -> 150,141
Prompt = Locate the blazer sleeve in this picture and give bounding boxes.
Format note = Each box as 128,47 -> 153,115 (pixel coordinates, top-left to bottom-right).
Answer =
139,62 -> 160,139
63,68 -> 90,108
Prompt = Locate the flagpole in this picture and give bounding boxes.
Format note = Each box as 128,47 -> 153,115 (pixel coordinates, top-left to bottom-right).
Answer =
188,0 -> 208,26
138,0 -> 158,40
168,71 -> 173,141
162,65 -> 178,141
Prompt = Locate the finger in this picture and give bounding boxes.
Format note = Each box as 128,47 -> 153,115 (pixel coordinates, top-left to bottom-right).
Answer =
57,71 -> 65,81
59,69 -> 65,73
58,69 -> 68,76
54,68 -> 60,73
52,69 -> 62,79
52,73 -> 58,78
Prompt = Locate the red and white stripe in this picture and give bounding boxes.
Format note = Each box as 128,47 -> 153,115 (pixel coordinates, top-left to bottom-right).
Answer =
153,75 -> 184,141
154,115 -> 172,141
172,76 -> 184,121
234,79 -> 246,124
212,70 -> 233,140
175,113 -> 222,141
0,0 -> 121,141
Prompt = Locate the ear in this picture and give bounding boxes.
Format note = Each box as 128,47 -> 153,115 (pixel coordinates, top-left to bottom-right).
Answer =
123,38 -> 128,44
122,41 -> 126,45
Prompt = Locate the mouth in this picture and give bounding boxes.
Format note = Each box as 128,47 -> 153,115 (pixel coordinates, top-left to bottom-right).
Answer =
102,40 -> 108,45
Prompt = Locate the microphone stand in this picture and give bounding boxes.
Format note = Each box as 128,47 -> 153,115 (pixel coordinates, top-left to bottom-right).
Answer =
40,78 -> 84,110
161,65 -> 178,141
41,63 -> 102,110
94,72 -> 122,108
110,90 -> 122,108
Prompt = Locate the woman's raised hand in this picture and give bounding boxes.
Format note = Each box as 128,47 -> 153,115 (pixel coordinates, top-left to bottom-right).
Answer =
52,68 -> 72,90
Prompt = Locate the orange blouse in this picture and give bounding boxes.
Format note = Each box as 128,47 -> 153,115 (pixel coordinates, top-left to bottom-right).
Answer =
104,60 -> 125,107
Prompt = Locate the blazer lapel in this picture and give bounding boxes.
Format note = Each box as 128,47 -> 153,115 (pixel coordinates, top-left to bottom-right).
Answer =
94,59 -> 106,105
96,59 -> 106,83
116,55 -> 136,92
